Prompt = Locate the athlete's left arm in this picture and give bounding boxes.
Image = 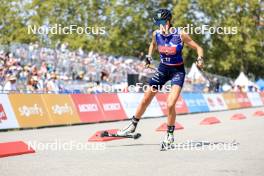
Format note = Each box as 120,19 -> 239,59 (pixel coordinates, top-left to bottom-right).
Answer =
181,31 -> 204,58
181,31 -> 204,69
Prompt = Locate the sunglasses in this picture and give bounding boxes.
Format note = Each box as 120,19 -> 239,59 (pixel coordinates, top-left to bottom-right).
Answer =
155,20 -> 167,26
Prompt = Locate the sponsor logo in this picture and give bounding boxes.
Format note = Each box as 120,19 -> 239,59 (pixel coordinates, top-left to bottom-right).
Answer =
186,99 -> 195,106
0,104 -> 7,123
158,101 -> 167,110
196,99 -> 207,106
207,98 -> 215,107
19,104 -> 43,117
176,99 -> 184,108
122,101 -> 138,109
158,46 -> 176,55
52,104 -> 73,115
237,97 -> 249,103
216,97 -> 224,106
78,104 -> 98,112
172,73 -> 181,82
103,103 -> 121,111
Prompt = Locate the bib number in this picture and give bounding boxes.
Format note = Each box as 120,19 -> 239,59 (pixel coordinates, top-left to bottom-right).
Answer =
162,57 -> 171,63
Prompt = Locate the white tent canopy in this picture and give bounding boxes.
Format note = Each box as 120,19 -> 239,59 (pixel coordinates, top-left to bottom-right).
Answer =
187,63 -> 206,82
234,72 -> 249,86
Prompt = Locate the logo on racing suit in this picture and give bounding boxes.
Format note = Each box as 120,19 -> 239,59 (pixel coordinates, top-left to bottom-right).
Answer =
158,46 -> 176,55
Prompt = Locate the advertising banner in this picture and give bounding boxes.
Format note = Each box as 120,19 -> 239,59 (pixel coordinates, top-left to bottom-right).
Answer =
247,92 -> 263,107
259,92 -> 264,104
118,93 -> 164,118
155,93 -> 188,115
96,93 -> 127,121
0,94 -> 19,130
181,93 -> 209,113
222,93 -> 240,109
8,94 -> 51,128
71,94 -> 105,123
41,94 -> 80,125
203,94 -> 228,111
235,92 -> 252,108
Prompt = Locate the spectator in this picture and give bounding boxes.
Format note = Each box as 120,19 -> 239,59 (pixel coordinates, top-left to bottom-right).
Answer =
26,76 -> 40,93
3,75 -> 17,92
46,73 -> 59,93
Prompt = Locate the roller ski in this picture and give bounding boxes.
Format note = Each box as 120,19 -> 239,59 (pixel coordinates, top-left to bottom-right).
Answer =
100,131 -> 141,139
101,116 -> 141,139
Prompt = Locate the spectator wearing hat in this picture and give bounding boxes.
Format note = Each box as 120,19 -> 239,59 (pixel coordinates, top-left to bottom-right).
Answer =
26,76 -> 41,93
46,73 -> 59,93
3,75 -> 17,92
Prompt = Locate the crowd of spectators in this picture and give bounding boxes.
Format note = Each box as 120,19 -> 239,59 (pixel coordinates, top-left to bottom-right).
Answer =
0,42 -> 153,93
2,42 -> 256,94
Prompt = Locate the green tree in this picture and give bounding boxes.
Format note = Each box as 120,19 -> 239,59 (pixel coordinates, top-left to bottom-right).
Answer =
197,0 -> 264,78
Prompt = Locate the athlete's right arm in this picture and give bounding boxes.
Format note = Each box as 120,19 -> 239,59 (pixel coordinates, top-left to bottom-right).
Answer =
148,30 -> 157,56
145,30 -> 157,66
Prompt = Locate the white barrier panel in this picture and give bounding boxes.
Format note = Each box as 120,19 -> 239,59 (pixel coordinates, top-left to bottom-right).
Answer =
0,94 -> 19,130
203,93 -> 228,111
118,93 -> 163,118
247,92 -> 263,106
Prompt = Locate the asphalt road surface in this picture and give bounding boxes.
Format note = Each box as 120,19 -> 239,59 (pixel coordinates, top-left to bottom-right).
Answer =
1,107 -> 264,176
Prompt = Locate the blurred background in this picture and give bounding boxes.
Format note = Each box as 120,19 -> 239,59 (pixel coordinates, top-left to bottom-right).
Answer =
0,0 -> 263,94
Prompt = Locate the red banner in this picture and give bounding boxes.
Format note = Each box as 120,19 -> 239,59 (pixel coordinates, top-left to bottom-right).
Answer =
155,93 -> 188,115
96,93 -> 127,121
235,92 -> 252,108
71,94 -> 105,123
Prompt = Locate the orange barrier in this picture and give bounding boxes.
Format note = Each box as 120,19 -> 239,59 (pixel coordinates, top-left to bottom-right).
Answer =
230,113 -> 247,120
156,122 -> 184,131
200,117 -> 221,125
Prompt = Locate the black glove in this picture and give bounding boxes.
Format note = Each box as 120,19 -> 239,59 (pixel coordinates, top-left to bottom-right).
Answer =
145,55 -> 153,66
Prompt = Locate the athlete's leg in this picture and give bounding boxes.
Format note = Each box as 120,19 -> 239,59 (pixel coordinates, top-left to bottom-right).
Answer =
117,86 -> 158,135
167,85 -> 182,126
161,66 -> 185,148
161,85 -> 182,147
118,64 -> 168,135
